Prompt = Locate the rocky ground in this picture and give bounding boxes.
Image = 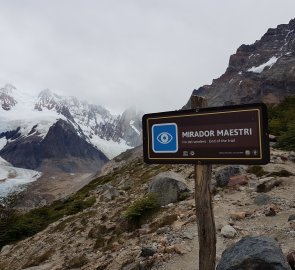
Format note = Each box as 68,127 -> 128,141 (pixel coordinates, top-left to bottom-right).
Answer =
0,147 -> 294,269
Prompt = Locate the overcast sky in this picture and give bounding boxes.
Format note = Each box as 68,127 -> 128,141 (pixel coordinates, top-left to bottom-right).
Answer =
0,0 -> 294,114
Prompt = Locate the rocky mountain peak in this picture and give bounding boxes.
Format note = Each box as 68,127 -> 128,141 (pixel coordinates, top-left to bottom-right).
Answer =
227,18 -> 295,75
186,18 -> 295,107
118,107 -> 143,146
0,84 -> 17,110
0,83 -> 16,94
35,89 -> 63,111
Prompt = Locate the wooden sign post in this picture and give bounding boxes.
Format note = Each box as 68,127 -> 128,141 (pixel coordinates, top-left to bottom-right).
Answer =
142,98 -> 270,270
191,95 -> 216,270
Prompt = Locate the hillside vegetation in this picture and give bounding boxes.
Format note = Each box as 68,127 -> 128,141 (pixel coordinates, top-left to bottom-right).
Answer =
0,154 -> 171,250
268,96 -> 295,151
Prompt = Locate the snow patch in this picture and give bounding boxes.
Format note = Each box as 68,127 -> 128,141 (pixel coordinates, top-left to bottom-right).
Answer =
130,120 -> 140,135
0,157 -> 11,166
247,56 -> 279,73
0,164 -> 41,198
0,138 -> 7,151
89,135 -> 132,159
280,30 -> 294,51
0,88 -> 66,139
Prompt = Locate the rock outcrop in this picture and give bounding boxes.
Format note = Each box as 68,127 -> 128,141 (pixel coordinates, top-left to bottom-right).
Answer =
185,18 -> 295,107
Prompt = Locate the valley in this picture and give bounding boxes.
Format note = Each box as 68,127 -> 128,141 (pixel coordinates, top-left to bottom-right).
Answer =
0,15 -> 294,270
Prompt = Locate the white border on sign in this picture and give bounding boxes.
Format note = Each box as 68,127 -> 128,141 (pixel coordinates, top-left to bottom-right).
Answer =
152,123 -> 178,153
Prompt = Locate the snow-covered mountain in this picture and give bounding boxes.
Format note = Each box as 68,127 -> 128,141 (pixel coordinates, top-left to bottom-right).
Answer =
0,85 -> 143,173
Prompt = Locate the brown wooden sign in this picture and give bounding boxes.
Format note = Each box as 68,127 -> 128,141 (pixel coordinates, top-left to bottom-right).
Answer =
142,103 -> 270,164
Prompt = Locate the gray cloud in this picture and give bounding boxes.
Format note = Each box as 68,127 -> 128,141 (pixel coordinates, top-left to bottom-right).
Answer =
0,0 -> 294,114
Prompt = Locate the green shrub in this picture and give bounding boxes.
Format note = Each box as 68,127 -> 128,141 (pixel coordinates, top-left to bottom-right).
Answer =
178,192 -> 191,201
269,169 -> 293,177
275,123 -> 295,150
247,165 -> 268,177
268,96 -> 295,150
0,196 -> 96,249
124,193 -> 160,226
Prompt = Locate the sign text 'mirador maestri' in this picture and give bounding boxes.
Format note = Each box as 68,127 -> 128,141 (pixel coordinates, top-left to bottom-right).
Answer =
142,103 -> 270,165
182,128 -> 253,138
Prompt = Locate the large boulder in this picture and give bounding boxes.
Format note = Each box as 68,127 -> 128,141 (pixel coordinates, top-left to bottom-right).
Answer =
217,236 -> 291,270
148,172 -> 190,206
215,166 -> 245,187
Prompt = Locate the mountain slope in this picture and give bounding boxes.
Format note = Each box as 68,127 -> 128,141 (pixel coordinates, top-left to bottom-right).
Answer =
0,146 -> 294,270
0,119 -> 108,173
0,85 -> 143,173
185,18 -> 295,107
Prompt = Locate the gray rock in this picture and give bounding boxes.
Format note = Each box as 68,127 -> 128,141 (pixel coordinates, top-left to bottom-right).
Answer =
217,236 -> 292,270
254,193 -> 271,206
256,177 -> 282,193
269,134 -> 277,140
182,231 -> 194,240
39,199 -> 47,207
221,225 -> 237,238
140,246 -> 156,257
156,226 -> 170,234
288,214 -> 295,222
0,244 -> 12,255
98,184 -> 120,201
148,172 -> 190,206
215,166 -> 245,187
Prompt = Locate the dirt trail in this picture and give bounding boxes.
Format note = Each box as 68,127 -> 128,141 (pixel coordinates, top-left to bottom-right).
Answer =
153,159 -> 295,269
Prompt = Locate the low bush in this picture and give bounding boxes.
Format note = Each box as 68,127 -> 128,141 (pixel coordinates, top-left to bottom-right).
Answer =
0,196 -> 96,249
268,169 -> 293,177
247,165 -> 268,177
124,193 -> 160,227
268,96 -> 295,151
